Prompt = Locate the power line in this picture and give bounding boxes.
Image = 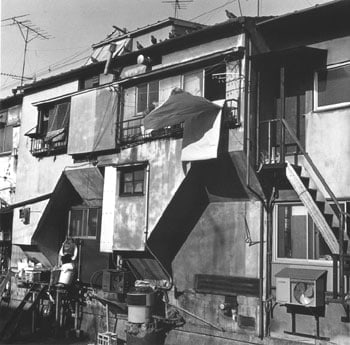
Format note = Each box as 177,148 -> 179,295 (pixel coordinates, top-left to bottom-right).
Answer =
189,0 -> 236,21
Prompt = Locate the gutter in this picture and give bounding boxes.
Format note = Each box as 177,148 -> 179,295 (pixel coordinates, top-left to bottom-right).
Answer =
0,193 -> 52,214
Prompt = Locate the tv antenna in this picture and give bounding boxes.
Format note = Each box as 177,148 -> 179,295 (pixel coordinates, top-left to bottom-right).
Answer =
1,15 -> 53,88
162,0 -> 194,18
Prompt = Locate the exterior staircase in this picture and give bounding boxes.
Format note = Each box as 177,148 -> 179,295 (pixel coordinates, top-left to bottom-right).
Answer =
286,161 -> 350,321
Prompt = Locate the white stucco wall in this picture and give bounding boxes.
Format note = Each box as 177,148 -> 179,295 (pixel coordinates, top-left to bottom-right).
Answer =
13,81 -> 78,245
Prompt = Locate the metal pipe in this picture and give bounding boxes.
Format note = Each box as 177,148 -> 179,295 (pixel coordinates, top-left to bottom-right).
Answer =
259,202 -> 264,339
143,163 -> 150,242
167,302 -> 225,332
339,213 -> 344,300
256,71 -> 261,167
245,36 -> 251,186
280,67 -> 285,163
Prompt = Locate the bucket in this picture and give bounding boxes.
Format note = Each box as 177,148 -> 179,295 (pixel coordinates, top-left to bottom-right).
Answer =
58,263 -> 75,285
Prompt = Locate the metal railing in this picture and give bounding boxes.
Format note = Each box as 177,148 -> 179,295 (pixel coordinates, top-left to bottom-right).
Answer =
30,135 -> 68,156
117,98 -> 240,146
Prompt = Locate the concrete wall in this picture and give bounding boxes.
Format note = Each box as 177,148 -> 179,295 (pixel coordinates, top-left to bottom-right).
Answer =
174,201 -> 261,291
12,82 -> 77,245
99,138 -> 185,251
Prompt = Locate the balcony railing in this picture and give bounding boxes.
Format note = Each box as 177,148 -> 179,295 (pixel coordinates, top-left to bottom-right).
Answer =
117,116 -> 185,146
117,98 -> 240,147
30,135 -> 68,156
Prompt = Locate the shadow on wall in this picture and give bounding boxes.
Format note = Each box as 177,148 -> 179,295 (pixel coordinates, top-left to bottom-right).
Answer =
147,153 -> 249,275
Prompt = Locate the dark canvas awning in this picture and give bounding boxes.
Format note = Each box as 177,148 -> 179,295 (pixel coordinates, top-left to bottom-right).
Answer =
32,167 -> 104,266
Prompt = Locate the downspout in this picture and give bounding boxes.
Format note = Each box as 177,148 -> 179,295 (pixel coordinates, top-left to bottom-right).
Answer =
244,28 -> 251,187
245,26 -> 265,340
143,163 -> 150,242
259,202 -> 264,339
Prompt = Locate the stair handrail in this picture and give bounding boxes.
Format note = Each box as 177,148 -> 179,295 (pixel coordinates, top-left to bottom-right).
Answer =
280,118 -> 345,220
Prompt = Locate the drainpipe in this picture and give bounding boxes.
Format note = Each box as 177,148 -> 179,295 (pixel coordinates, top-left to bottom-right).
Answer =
143,163 -> 150,242
104,43 -> 117,75
265,190 -> 274,336
259,202 -> 264,339
245,32 -> 252,187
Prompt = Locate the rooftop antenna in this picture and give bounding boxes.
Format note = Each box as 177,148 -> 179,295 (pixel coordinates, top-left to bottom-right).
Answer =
1,15 -> 53,88
162,0 -> 194,18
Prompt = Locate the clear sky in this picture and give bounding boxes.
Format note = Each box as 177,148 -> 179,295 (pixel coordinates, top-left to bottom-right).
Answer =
1,0 -> 331,97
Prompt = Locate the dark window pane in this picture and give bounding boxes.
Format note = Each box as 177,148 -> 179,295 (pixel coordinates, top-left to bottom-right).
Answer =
3,126 -> 13,152
124,172 -> 133,182
124,182 -> 133,194
134,181 -> 143,193
47,101 -> 70,133
137,84 -> 148,113
70,209 -> 83,237
134,169 -> 144,181
148,81 -> 159,110
88,208 -> 99,237
318,65 -> 350,107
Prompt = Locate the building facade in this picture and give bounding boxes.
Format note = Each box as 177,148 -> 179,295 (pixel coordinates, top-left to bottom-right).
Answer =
1,2 -> 350,345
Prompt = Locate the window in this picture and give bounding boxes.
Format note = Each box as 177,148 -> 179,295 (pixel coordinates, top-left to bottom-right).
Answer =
136,81 -> 159,114
69,207 -> 101,239
182,70 -> 203,97
275,203 -> 332,261
120,166 -> 145,196
0,110 -> 13,154
315,62 -> 350,110
38,99 -> 70,138
80,75 -> 100,90
0,126 -> 13,153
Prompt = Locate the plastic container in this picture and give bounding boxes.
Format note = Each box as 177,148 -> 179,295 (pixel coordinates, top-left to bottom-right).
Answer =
58,263 -> 75,285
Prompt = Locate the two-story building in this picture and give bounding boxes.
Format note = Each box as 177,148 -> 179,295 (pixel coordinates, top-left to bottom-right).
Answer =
2,1 -> 350,345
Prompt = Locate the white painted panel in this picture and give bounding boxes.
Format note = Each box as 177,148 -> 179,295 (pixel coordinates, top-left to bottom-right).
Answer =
161,35 -> 244,67
100,166 -> 117,252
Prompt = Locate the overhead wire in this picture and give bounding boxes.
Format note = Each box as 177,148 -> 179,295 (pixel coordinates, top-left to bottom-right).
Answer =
189,0 -> 236,21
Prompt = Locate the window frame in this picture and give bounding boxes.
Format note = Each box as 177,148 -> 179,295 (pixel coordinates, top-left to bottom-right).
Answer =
119,165 -> 146,197
313,61 -> 350,112
37,98 -> 71,137
136,81 -> 159,115
0,124 -> 13,154
273,201 -> 347,266
181,69 -> 205,97
68,206 -> 101,240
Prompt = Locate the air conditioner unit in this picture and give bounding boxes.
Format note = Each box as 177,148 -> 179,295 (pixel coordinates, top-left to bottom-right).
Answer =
275,268 -> 327,307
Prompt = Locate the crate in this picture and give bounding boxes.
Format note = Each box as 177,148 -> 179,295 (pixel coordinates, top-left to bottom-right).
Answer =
97,332 -> 117,345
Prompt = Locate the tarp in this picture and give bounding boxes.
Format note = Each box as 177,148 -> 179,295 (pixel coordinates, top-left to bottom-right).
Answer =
144,89 -> 220,130
68,87 -> 118,155
144,89 -> 223,161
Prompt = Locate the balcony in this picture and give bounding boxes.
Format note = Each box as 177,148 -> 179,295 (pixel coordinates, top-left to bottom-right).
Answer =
30,135 -> 68,156
117,98 -> 239,147
117,116 -> 184,147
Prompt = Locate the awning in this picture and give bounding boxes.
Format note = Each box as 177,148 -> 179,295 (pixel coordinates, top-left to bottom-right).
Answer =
32,167 -> 104,265
64,167 -> 103,207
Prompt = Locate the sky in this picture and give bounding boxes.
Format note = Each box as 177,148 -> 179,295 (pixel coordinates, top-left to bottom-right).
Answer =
1,0 -> 332,98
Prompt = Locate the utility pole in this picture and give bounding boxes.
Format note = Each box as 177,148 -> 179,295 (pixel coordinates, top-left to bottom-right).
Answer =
1,15 -> 52,88
257,0 -> 261,16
